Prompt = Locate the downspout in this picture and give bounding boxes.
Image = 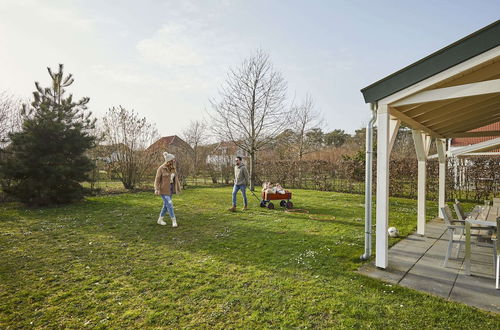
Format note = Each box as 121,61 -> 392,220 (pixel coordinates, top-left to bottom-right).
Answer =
361,102 -> 377,260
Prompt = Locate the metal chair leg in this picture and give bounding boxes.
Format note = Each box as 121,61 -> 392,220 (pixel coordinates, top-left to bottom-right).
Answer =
444,238 -> 453,268
496,255 -> 499,290
455,242 -> 461,258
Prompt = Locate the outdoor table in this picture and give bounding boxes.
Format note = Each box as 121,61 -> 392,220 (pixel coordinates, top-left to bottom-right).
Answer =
464,205 -> 499,276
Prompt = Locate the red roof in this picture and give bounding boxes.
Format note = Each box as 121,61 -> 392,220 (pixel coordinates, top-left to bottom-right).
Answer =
147,135 -> 178,151
451,122 -> 500,146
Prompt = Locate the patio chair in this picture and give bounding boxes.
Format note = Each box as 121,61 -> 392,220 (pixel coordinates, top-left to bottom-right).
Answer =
494,217 -> 500,289
453,199 -> 469,221
442,205 -> 467,267
441,205 -> 486,267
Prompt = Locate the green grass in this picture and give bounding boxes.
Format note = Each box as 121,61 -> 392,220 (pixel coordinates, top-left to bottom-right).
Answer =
1,187 -> 498,328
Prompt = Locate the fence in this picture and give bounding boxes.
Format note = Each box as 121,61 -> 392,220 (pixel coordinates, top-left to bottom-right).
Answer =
1,156 -> 497,203
254,156 -> 499,202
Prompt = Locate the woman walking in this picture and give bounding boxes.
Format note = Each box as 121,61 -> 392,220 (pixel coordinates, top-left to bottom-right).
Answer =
154,152 -> 182,227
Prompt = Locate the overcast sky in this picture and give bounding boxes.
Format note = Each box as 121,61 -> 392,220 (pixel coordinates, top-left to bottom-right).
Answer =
1,0 -> 499,137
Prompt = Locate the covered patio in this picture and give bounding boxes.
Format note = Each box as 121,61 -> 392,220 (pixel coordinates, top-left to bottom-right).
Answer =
359,218 -> 500,312
359,21 -> 500,309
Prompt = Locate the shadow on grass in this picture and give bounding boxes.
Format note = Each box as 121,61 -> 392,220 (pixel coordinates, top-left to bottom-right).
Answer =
2,189 -> 443,286
7,194 -> 366,281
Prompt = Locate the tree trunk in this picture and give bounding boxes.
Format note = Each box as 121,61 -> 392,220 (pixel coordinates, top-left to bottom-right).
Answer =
249,151 -> 256,191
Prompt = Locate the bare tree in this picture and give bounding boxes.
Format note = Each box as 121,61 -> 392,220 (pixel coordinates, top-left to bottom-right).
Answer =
0,92 -> 24,148
182,120 -> 208,181
210,50 -> 289,190
293,94 -> 323,160
101,106 -> 160,189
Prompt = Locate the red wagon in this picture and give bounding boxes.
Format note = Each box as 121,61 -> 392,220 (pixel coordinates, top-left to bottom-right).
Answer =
260,191 -> 293,209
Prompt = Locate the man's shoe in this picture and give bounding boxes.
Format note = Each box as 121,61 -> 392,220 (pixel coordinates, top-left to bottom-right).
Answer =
157,216 -> 167,225
242,206 -> 248,211
228,206 -> 236,212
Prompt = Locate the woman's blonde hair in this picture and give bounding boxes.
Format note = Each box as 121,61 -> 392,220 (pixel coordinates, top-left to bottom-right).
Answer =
165,160 -> 176,172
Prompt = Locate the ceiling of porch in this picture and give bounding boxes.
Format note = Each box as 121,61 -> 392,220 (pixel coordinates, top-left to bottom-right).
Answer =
388,55 -> 500,138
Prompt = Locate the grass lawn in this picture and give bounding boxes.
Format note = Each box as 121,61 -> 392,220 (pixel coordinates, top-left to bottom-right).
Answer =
1,187 -> 499,328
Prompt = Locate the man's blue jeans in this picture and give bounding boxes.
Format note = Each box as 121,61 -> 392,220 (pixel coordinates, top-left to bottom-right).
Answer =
232,184 -> 247,207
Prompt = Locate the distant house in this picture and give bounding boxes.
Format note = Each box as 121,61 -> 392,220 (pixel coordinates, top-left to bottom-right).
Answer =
92,143 -> 131,163
206,141 -> 248,169
448,122 -> 500,189
147,135 -> 193,155
147,136 -> 194,180
450,122 -> 500,153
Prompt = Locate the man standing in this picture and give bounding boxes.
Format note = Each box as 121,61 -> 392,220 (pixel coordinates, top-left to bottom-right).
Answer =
229,156 -> 249,212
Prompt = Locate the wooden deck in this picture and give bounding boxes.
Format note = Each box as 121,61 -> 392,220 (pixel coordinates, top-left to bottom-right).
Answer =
358,218 -> 500,313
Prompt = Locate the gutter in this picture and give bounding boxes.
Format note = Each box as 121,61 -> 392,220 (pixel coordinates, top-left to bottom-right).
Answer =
361,102 -> 377,260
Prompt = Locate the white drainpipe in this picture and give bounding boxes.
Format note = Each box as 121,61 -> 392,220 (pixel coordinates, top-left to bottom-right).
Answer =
361,102 -> 377,260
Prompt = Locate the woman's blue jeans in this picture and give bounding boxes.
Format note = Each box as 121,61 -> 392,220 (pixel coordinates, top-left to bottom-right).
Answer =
232,184 -> 247,207
160,194 -> 176,218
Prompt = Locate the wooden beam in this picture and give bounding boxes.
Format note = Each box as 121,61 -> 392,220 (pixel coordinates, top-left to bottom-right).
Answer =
379,46 -> 500,105
400,93 -> 498,119
392,78 -> 500,107
429,107 -> 500,132
427,102 -> 500,130
436,139 -> 446,218
417,94 -> 500,125
388,118 -> 401,154
456,152 -> 500,156
397,99 -> 453,114
450,137 -> 500,156
412,130 -> 429,161
412,130 -> 430,236
438,112 -> 500,135
388,106 -> 444,138
376,105 -> 390,269
424,134 -> 432,156
440,114 -> 500,136
417,159 -> 426,235
447,130 -> 500,138
432,60 -> 500,89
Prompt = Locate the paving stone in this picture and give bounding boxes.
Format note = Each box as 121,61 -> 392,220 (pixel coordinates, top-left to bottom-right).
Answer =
358,263 -> 402,284
451,270 -> 500,313
358,218 -> 499,313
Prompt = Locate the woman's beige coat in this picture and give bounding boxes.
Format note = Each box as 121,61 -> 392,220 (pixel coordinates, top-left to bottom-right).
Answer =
154,163 -> 182,195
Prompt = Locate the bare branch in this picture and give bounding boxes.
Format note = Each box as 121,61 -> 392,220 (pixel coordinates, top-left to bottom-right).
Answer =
100,106 -> 160,189
209,50 -> 290,190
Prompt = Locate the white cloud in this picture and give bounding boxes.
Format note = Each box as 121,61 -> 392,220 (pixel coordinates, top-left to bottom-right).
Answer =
136,24 -> 204,68
37,5 -> 95,31
89,64 -> 151,85
0,0 -> 95,32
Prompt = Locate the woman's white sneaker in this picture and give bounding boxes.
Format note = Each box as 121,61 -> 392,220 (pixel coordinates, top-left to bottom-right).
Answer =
157,216 -> 167,225
171,217 -> 178,228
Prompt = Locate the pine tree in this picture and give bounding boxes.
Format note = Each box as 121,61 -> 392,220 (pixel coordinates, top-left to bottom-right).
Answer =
3,64 -> 96,205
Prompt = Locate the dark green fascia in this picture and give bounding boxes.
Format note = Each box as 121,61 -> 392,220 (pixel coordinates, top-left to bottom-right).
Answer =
360,20 -> 500,104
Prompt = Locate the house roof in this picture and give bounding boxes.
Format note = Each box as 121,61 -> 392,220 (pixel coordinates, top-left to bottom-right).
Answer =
155,135 -> 176,146
210,141 -> 240,153
361,20 -> 500,103
451,122 -> 500,146
147,135 -> 191,152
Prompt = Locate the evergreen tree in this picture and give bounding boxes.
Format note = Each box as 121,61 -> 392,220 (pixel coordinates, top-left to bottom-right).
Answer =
2,64 -> 96,205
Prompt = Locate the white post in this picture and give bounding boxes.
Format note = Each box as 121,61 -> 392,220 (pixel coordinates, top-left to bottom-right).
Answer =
412,131 -> 431,236
417,160 -> 426,235
376,105 -> 390,269
437,139 -> 447,218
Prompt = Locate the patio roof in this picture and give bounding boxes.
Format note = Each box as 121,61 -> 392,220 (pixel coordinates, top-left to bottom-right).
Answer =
361,20 -> 500,104
359,21 -> 500,270
361,20 -> 500,139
